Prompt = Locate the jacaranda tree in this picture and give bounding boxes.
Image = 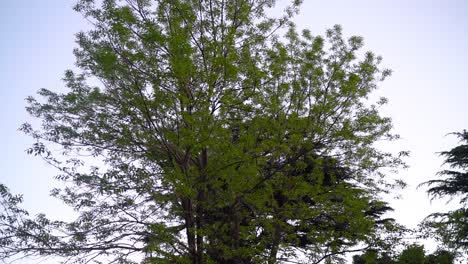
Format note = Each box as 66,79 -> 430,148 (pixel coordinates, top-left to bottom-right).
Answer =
0,0 -> 407,263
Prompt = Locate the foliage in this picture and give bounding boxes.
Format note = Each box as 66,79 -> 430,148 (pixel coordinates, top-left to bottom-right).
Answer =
1,0 -> 406,263
352,249 -> 393,264
420,131 -> 468,253
397,244 -> 425,264
424,249 -> 456,264
352,244 -> 456,264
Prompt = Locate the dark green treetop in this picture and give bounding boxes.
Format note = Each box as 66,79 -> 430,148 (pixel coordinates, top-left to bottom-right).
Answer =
352,244 -> 456,264
420,130 -> 468,254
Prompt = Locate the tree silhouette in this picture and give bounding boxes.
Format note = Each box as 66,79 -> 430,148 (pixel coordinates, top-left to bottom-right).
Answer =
421,130 -> 468,253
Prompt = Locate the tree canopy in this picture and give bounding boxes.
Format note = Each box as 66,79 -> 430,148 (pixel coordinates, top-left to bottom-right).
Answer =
420,130 -> 468,253
352,244 -> 456,264
0,0 -> 407,263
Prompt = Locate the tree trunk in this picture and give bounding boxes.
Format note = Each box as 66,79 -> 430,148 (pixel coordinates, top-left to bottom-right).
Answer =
182,198 -> 197,263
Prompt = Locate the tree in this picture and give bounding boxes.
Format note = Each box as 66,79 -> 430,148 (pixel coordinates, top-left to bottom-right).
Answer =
425,249 -> 456,264
352,245 -> 456,264
397,244 -> 425,264
352,250 -> 380,264
353,249 -> 395,264
420,131 -> 468,253
0,0 -> 406,263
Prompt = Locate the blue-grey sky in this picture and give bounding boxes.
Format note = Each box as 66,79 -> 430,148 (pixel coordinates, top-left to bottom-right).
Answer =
1,1 -> 84,217
1,0 -> 468,260
292,0 -> 468,235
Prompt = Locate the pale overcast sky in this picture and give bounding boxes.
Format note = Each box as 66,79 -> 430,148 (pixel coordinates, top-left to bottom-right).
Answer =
1,0 -> 468,262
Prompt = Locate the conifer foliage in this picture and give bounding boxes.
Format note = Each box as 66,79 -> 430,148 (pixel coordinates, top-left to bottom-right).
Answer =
421,131 -> 468,252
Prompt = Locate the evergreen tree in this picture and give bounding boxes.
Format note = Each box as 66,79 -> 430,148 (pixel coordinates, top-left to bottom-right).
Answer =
352,245 -> 456,264
397,244 -> 425,264
421,131 -> 468,253
425,249 -> 456,264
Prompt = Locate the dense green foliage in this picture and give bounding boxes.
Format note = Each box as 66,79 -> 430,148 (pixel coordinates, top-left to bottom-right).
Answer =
0,0 -> 407,263
420,131 -> 468,253
397,244 -> 426,264
352,244 -> 456,264
352,249 -> 393,264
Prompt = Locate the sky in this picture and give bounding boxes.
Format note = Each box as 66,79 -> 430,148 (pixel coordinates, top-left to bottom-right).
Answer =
1,0 -> 468,262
